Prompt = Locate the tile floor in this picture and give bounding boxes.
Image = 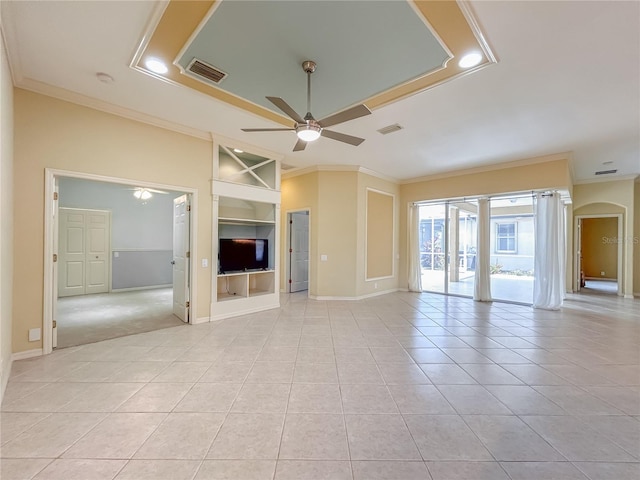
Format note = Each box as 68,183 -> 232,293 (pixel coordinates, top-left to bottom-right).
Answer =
2,291 -> 639,479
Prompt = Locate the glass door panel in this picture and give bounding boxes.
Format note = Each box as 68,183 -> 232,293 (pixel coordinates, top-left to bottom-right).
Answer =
490,196 -> 535,303
447,200 -> 477,297
419,204 -> 446,293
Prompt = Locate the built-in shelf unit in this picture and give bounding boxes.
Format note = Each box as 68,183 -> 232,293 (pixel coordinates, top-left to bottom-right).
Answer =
211,140 -> 281,321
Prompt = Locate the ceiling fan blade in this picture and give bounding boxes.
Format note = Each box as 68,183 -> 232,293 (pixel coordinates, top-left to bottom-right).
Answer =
266,96 -> 305,124
293,138 -> 307,152
321,129 -> 365,146
318,104 -> 371,128
242,128 -> 296,132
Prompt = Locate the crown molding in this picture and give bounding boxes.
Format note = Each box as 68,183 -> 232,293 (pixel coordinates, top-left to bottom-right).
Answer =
400,152 -> 573,185
16,77 -> 212,141
282,164 -> 398,184
573,174 -> 639,185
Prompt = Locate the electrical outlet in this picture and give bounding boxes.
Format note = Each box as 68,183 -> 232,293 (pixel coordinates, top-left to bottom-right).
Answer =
374,283 -> 378,289
601,271 -> 605,276
202,258 -> 208,268
29,328 -> 41,342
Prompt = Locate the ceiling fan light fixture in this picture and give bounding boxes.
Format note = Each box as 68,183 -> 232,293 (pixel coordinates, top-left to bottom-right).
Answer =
296,124 -> 321,142
134,188 -> 152,200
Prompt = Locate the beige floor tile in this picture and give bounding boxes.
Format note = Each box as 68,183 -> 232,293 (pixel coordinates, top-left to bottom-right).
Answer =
522,415 -> 636,462
377,363 -> 431,385
575,415 -> 640,458
116,382 -> 192,412
437,385 -> 512,414
1,412 -> 106,458
279,413 -> 349,460
134,412 -> 225,460
574,462 -> 640,480
195,460 -> 276,480
337,363 -> 384,384
33,459 -> 126,480
275,460 -> 351,480
427,461 -> 509,480
403,415 -> 492,461
296,347 -> 336,363
407,349 -> 453,364
62,413 -> 166,459
463,415 -> 565,461
231,383 -> 291,413
352,460 -> 430,479
484,385 -> 566,415
334,347 -> 375,364
500,364 -> 567,386
584,386 -> 640,415
174,383 -> 241,412
419,364 -> 477,385
1,382 -> 88,412
1,382 -> 48,405
369,347 -> 415,363
107,362 -> 172,382
500,461 -> 588,479
459,364 -> 524,385
292,363 -> 338,384
0,412 -> 50,445
345,414 -> 421,460
207,413 -> 284,460
150,361 -> 211,382
388,385 -> 455,414
0,459 -> 52,480
256,346 -> 298,362
340,384 -> 398,414
245,362 -> 295,383
288,384 -> 342,413
533,386 -> 625,415
59,383 -> 144,412
115,460 -> 200,480
199,362 -> 253,383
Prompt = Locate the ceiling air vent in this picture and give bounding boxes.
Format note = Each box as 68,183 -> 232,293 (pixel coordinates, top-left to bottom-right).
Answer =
595,169 -> 617,175
377,123 -> 403,135
186,58 -> 227,85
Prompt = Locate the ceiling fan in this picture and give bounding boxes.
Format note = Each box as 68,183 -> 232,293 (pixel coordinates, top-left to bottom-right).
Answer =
242,60 -> 371,152
126,187 -> 169,200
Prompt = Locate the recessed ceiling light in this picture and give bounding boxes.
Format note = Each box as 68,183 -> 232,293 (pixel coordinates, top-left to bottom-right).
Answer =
458,52 -> 483,69
96,72 -> 114,84
233,148 -> 243,153
145,57 -> 168,74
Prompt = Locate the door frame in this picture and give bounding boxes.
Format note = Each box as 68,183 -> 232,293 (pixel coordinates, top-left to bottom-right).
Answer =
285,208 -> 311,294
43,168 -> 199,354
573,213 -> 623,295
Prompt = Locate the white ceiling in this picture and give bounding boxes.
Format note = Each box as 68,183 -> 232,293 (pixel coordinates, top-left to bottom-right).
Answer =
2,1 -> 638,183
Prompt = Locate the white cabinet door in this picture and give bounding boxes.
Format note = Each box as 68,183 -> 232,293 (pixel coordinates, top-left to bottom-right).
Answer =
172,195 -> 190,322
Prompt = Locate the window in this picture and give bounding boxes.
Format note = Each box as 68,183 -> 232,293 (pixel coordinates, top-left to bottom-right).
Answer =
496,222 -> 517,253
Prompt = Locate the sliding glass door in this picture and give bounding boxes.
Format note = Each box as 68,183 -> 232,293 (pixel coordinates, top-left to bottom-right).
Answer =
419,204 -> 446,293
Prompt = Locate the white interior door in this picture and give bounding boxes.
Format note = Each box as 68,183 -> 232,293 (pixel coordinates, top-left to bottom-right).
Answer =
172,195 -> 190,322
289,211 -> 309,292
58,208 -> 110,297
576,217 -> 583,292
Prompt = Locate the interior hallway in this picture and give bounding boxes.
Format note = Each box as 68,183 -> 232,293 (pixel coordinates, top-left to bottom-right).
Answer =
2,290 -> 638,479
56,288 -> 183,348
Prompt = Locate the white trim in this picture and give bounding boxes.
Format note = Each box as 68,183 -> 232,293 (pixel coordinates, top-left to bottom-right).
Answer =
282,164 -> 399,184
210,304 -> 280,322
365,188 -> 396,281
624,294 -> 635,299
193,316 -> 211,325
44,168 -> 199,355
573,213 -> 624,297
12,349 -> 43,361
111,248 -> 173,252
310,288 -> 400,301
1,357 -> 11,401
573,174 -> 639,185
111,284 -> 172,293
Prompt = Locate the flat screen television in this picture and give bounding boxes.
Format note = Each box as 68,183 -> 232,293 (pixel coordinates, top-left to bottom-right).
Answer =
219,238 -> 269,273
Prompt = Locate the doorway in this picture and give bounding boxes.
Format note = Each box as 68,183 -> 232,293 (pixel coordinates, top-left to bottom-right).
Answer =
287,210 -> 310,293
575,214 -> 622,296
44,170 -> 197,352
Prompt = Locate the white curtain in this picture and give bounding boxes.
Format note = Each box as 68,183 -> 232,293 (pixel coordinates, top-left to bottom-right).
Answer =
408,204 -> 423,292
533,192 -> 565,310
474,197 -> 492,301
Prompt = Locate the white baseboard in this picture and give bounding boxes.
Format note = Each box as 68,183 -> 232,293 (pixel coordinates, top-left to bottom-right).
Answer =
111,284 -> 172,293
12,348 -> 43,361
192,316 -> 210,325
624,294 -> 635,299
310,288 -> 400,301
210,304 -> 280,322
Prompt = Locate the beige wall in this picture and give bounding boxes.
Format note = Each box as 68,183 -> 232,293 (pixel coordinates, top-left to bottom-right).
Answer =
0,24 -> 14,399
13,89 -> 213,354
398,158 -> 573,289
581,217 -> 618,279
281,169 -> 400,299
573,180 -> 635,297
